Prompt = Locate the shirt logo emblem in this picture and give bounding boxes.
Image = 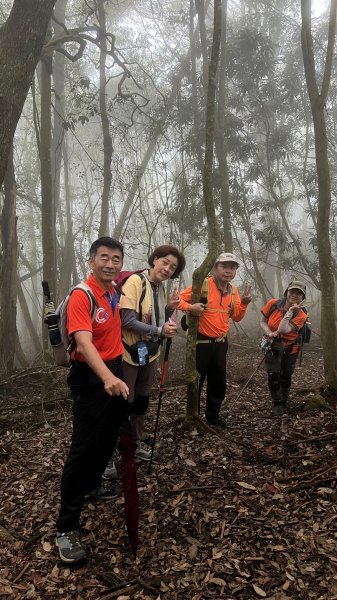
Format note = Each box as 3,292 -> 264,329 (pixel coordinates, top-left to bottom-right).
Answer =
95,308 -> 109,323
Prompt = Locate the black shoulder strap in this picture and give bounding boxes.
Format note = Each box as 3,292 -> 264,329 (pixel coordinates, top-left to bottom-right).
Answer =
137,273 -> 147,321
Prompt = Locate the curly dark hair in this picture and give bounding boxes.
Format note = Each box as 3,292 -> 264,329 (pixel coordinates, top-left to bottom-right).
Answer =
148,245 -> 186,278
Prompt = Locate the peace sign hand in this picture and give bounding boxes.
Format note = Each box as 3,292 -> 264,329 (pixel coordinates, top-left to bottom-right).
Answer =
241,284 -> 252,305
285,300 -> 305,316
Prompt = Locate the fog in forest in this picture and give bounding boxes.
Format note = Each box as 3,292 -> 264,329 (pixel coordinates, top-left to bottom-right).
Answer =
0,0 -> 336,379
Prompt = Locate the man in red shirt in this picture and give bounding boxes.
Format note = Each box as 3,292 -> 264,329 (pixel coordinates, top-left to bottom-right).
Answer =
56,237 -> 129,564
179,252 -> 251,426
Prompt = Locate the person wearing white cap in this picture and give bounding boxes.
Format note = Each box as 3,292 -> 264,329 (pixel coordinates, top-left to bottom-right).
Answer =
179,252 -> 252,426
260,280 -> 308,415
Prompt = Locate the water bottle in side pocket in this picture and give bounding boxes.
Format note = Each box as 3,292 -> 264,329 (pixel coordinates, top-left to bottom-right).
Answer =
137,341 -> 149,366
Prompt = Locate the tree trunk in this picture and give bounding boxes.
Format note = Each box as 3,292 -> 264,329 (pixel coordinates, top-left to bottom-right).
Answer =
186,0 -> 222,417
52,0 -> 67,227
40,47 -> 57,298
301,0 -> 337,389
0,0 -> 57,189
190,0 -> 204,173
215,0 -> 233,251
0,147 -> 18,375
97,0 -> 113,238
17,280 -> 43,357
195,0 -> 209,93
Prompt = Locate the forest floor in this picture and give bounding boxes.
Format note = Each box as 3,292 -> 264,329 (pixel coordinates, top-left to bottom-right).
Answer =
1,335 -> 337,600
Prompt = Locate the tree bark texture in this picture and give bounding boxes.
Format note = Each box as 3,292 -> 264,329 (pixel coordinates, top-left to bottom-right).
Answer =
301,0 -> 337,389
52,0 -> 66,229
190,0 -> 204,173
0,0 -> 57,189
186,0 -> 222,417
215,0 -> 233,251
40,49 -> 57,298
97,0 -> 113,238
0,147 -> 18,374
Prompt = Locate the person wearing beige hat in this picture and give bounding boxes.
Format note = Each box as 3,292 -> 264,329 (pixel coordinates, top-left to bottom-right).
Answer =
260,280 -> 308,415
178,252 -> 251,426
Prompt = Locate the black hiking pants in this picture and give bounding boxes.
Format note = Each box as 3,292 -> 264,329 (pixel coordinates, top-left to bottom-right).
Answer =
56,358 -> 129,533
265,349 -> 298,403
196,335 -> 228,422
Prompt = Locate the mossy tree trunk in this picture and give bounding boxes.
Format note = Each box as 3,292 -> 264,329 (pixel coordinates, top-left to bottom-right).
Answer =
301,0 -> 337,389
186,0 -> 222,417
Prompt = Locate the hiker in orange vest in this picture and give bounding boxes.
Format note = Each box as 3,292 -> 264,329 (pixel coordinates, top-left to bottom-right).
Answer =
179,252 -> 251,426
260,280 -> 307,416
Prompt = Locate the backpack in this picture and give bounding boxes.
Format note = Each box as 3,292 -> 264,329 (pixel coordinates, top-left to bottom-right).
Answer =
114,270 -> 147,319
116,270 -> 163,364
268,301 -> 311,345
181,278 -> 236,331
46,283 -> 98,367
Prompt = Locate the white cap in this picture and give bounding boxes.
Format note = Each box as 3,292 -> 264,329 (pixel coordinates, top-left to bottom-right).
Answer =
215,252 -> 240,267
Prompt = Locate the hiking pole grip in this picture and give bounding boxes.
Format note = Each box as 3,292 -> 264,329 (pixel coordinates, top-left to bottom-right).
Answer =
42,280 -> 51,301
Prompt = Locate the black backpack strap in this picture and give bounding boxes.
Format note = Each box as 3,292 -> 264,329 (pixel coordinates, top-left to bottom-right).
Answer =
137,273 -> 147,322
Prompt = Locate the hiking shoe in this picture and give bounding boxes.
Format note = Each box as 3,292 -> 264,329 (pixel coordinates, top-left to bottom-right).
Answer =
102,458 -> 118,480
84,482 -> 119,501
272,403 -> 286,416
207,416 -> 226,427
56,530 -> 87,564
135,441 -> 154,462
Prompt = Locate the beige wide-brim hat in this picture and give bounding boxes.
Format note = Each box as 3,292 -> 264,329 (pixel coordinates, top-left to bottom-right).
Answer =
215,252 -> 240,267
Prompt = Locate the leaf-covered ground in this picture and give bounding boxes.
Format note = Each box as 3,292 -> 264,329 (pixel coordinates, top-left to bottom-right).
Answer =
1,339 -> 337,600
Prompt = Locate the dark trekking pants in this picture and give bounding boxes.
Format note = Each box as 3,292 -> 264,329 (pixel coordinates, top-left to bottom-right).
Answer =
265,349 -> 298,403
196,335 -> 228,422
56,358 -> 129,533
122,360 -> 157,442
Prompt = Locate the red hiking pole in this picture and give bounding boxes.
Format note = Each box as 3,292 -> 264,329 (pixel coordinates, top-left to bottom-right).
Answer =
147,338 -> 172,473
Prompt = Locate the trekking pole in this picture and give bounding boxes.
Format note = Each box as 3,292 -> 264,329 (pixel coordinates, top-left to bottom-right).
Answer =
148,337 -> 172,473
299,339 -> 304,367
42,280 -> 51,301
231,339 -> 272,409
41,281 -> 61,346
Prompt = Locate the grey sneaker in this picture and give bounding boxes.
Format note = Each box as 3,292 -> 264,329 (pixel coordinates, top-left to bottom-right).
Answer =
56,530 -> 86,564
84,483 -> 119,501
102,458 -> 118,480
135,441 -> 154,462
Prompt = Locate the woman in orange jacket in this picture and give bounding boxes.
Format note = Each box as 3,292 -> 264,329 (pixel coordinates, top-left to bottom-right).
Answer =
260,281 -> 307,415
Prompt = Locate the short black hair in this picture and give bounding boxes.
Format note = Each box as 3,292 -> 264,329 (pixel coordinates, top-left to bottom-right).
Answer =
89,237 -> 124,259
148,245 -> 186,279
